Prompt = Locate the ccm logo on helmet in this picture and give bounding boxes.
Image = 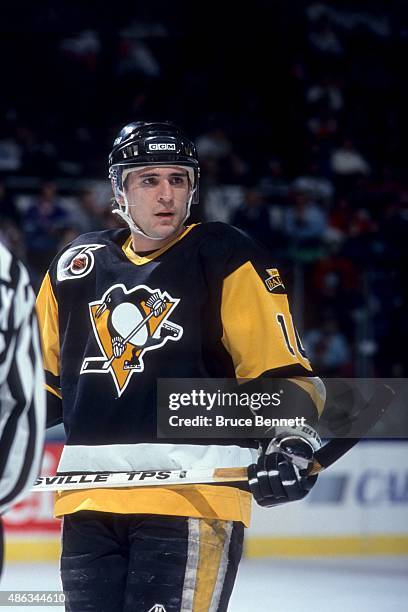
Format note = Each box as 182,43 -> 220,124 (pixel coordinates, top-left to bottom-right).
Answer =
148,143 -> 176,151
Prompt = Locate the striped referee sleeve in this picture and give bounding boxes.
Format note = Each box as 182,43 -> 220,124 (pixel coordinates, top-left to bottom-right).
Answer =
0,242 -> 46,514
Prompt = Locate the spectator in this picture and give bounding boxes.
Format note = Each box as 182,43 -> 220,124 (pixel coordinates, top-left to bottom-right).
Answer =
0,138 -> 21,172
306,76 -> 344,114
292,161 -> 335,205
283,191 -> 328,248
196,126 -> 233,160
304,318 -> 351,375
231,188 -> 272,248
0,181 -> 20,226
308,14 -> 343,57
331,139 -> 371,177
22,181 -> 72,282
72,188 -> 107,234
256,157 -> 290,204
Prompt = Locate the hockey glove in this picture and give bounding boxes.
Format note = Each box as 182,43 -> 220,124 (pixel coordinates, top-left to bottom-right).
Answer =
248,424 -> 322,508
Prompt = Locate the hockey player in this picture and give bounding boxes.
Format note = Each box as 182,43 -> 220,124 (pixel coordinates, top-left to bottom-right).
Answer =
0,242 -> 46,577
37,122 -> 325,611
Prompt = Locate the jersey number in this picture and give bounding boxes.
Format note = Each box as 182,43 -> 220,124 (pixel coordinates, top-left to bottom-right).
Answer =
276,313 -> 308,359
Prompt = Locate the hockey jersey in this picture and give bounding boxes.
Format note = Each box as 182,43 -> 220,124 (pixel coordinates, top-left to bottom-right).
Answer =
36,222 -> 324,525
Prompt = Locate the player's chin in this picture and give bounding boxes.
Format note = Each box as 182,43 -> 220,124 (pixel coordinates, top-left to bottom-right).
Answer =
154,217 -> 183,234
149,225 -> 178,240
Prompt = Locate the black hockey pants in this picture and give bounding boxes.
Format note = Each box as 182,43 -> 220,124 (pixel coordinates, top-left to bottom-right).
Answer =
61,511 -> 244,612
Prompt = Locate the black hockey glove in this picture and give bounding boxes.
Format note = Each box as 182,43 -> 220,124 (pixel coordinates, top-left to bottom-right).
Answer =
248,424 -> 322,508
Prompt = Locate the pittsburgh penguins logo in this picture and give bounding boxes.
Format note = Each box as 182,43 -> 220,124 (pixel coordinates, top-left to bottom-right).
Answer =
57,244 -> 105,282
81,283 -> 183,397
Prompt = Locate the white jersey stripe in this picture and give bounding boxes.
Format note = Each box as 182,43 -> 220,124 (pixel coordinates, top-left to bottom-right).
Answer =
180,518 -> 200,612
57,442 -> 257,474
209,521 -> 233,611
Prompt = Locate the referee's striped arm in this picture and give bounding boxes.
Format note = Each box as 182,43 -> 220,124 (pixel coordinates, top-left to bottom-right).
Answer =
0,242 -> 46,514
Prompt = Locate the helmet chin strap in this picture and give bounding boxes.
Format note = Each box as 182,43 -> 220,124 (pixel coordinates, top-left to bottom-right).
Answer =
112,188 -> 196,241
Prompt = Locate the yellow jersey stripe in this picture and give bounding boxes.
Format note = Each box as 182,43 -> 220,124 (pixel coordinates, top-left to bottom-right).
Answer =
36,272 -> 60,377
54,485 -> 252,527
122,223 -> 198,265
45,383 -> 62,400
193,519 -> 231,610
221,261 -> 312,378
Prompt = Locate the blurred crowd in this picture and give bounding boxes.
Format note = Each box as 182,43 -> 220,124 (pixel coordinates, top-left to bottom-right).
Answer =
0,0 -> 407,378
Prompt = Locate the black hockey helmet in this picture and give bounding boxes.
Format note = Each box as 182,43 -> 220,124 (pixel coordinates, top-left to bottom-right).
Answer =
109,121 -> 200,204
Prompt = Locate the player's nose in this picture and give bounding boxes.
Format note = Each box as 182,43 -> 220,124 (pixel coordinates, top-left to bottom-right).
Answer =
157,179 -> 174,204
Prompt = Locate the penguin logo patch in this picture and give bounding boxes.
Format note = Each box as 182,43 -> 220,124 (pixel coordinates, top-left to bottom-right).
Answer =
57,244 -> 105,282
81,283 -> 183,397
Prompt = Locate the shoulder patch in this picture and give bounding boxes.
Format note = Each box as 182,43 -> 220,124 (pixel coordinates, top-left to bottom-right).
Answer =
57,244 -> 105,282
264,268 -> 285,293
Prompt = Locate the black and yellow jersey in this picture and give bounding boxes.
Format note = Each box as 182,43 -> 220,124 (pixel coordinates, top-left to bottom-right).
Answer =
36,222 -> 324,525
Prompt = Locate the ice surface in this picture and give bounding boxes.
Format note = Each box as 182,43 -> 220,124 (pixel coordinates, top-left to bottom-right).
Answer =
1,557 -> 407,611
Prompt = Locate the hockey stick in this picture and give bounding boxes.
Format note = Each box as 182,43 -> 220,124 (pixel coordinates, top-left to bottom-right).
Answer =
307,383 -> 394,475
273,382 -> 395,474
81,300 -> 163,371
33,467 -> 249,491
32,383 -> 394,492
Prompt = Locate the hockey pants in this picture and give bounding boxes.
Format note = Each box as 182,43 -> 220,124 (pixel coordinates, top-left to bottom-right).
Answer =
61,511 -> 244,612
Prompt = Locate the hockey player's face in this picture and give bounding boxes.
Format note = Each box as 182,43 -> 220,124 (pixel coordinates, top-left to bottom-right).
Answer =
125,167 -> 191,240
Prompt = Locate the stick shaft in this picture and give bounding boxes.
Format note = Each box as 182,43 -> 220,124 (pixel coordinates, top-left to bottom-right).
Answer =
83,309 -> 156,370
308,383 -> 395,475
104,310 -> 155,368
32,468 -> 248,491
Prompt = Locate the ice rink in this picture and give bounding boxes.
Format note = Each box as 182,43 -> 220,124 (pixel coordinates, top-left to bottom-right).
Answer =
1,556 -> 407,611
